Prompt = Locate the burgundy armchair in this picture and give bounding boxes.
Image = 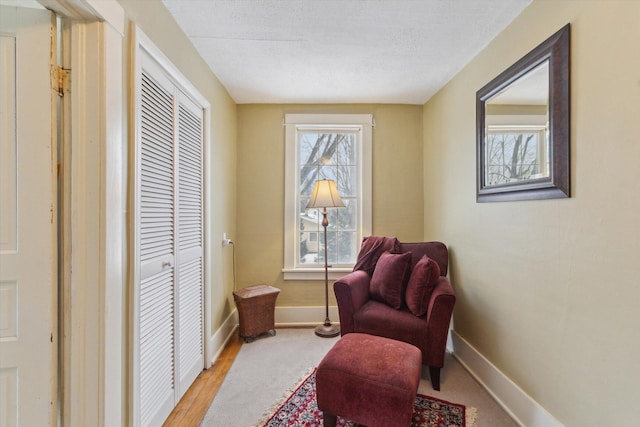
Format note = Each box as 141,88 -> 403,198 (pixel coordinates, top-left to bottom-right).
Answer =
334,240 -> 456,390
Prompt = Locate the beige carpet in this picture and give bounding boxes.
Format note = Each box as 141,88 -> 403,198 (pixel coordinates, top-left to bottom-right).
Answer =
200,328 -> 517,427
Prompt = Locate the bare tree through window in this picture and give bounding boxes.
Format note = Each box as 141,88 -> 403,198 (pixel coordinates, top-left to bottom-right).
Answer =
485,127 -> 547,186
298,132 -> 357,266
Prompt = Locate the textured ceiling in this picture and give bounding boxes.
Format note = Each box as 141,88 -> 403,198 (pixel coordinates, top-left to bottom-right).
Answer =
162,0 -> 531,104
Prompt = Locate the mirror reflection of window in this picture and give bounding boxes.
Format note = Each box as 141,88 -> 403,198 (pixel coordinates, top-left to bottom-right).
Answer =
484,60 -> 549,186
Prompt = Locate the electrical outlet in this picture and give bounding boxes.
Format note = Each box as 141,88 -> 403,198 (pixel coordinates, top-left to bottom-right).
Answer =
222,233 -> 232,246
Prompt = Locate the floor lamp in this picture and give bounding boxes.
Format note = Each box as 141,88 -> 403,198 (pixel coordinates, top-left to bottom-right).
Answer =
306,179 -> 345,338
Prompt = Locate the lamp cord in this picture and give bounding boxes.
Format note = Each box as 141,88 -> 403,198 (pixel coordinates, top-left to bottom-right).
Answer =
230,240 -> 236,292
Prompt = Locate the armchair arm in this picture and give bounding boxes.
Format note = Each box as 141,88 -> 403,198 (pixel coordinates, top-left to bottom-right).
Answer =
425,277 -> 456,368
333,270 -> 371,335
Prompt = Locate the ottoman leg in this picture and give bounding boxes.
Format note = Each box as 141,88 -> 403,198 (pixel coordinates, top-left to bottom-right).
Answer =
322,412 -> 337,427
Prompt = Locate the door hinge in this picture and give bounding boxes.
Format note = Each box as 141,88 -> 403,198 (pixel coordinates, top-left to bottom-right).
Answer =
53,66 -> 70,97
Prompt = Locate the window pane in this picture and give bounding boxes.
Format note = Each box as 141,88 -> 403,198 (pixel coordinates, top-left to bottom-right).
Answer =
299,132 -> 324,165
300,172 -> 318,196
325,231 -> 338,264
285,114 -> 371,275
337,134 -> 356,165
337,231 -> 357,264
299,132 -> 322,196
299,205 -> 320,265
299,199 -> 315,217
326,208 -> 339,230
337,199 -> 357,231
336,166 -> 357,197
318,165 -> 339,182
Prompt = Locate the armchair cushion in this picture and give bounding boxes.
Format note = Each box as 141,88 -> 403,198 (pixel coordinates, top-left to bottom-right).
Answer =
369,252 -> 412,309
354,301 -> 428,351
405,255 -> 441,317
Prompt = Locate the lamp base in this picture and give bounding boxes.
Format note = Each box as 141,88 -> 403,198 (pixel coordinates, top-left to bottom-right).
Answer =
314,322 -> 340,338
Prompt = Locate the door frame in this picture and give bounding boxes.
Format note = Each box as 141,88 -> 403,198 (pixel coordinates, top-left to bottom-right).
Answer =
45,0 -> 127,425
45,0 -> 213,425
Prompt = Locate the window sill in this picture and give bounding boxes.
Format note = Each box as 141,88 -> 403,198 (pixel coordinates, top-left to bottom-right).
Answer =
282,268 -> 353,281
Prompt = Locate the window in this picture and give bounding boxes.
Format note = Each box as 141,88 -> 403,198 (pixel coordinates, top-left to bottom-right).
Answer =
283,114 -> 372,280
485,125 -> 549,185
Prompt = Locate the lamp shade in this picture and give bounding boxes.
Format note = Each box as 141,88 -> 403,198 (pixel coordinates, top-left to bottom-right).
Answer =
306,179 -> 345,209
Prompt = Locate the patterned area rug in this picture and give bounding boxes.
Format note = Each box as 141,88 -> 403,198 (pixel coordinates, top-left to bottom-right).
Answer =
257,369 -> 477,427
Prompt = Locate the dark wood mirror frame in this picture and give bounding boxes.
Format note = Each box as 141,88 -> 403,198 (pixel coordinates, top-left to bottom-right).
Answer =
476,24 -> 570,202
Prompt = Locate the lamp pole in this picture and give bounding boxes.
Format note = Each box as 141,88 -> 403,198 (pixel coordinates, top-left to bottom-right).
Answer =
315,205 -> 339,337
305,179 -> 343,338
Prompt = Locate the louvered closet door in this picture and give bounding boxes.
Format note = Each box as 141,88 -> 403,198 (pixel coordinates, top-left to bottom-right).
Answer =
136,50 -> 206,427
138,61 -> 177,427
175,93 -> 204,397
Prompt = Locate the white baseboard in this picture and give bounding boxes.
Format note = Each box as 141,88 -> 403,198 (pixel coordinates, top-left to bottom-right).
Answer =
207,309 -> 238,366
451,331 -> 563,427
274,305 -> 340,327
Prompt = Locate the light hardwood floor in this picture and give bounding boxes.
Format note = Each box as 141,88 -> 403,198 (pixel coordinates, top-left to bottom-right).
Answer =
163,333 -> 243,427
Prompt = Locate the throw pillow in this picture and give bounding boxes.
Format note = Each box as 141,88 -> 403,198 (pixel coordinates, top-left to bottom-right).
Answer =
405,255 -> 441,317
370,251 -> 412,309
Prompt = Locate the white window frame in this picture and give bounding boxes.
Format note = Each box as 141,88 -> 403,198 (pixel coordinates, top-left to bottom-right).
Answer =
283,114 -> 372,280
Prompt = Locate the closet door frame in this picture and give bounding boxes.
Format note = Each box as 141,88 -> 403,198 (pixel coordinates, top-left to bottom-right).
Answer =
131,26 -> 212,427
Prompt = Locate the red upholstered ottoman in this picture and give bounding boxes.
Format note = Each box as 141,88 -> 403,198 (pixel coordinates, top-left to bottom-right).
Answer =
316,333 -> 422,427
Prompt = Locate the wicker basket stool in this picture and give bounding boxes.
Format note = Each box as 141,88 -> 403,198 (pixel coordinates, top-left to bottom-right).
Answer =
316,333 -> 422,427
233,284 -> 280,343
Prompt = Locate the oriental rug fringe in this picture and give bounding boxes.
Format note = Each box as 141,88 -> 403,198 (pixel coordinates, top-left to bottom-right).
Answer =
256,368 -> 477,427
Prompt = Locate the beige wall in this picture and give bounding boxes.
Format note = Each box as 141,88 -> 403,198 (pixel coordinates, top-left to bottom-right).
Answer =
117,0 -> 238,334
237,104 -> 424,306
423,1 -> 640,425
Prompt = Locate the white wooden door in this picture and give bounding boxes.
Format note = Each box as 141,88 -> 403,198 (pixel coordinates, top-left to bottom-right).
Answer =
0,6 -> 57,427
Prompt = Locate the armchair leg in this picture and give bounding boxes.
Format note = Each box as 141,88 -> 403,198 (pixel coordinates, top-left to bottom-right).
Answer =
429,366 -> 441,391
323,412 -> 337,427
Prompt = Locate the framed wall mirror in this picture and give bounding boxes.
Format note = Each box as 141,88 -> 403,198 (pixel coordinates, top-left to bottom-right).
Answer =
476,24 -> 570,202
